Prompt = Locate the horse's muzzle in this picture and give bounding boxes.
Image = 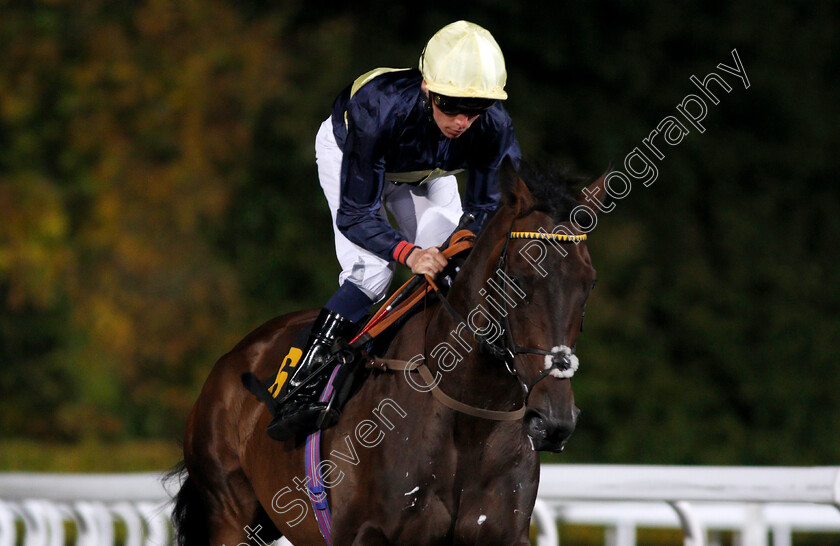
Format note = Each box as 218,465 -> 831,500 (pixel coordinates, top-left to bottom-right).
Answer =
524,407 -> 580,452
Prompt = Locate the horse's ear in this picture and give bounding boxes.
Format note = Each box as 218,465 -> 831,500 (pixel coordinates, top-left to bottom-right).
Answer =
577,165 -> 612,209
499,157 -> 535,213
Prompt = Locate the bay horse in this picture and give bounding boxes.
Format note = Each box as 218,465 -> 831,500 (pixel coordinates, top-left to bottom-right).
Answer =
172,160 -> 603,545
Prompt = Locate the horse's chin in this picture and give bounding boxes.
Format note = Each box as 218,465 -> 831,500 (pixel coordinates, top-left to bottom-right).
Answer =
529,437 -> 569,453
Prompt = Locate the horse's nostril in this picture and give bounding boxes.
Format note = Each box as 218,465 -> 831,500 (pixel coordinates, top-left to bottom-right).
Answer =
524,409 -> 548,440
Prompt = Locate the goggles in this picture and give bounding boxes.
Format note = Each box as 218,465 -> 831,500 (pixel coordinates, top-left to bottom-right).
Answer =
430,92 -> 496,117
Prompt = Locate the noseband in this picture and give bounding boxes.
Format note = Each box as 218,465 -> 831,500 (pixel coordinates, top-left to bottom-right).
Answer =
435,218 -> 586,401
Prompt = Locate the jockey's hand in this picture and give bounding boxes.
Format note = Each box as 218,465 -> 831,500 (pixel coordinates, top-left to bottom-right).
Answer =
406,247 -> 448,277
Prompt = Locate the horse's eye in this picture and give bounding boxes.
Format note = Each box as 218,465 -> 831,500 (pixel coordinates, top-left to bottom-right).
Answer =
512,276 -> 532,297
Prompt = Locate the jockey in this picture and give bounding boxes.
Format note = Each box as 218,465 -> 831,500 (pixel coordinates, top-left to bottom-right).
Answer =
268,20 -> 521,439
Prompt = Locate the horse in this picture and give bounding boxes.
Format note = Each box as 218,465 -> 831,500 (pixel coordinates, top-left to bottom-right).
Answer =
171,159 -> 604,545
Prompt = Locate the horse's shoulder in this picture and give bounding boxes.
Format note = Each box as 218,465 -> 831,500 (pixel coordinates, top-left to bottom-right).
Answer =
375,300 -> 444,360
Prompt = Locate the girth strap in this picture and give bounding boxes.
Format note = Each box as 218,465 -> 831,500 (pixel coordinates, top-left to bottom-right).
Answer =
372,358 -> 527,421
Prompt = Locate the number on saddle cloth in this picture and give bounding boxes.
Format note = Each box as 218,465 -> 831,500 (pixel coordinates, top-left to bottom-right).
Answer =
240,323 -> 313,418
267,326 -> 312,399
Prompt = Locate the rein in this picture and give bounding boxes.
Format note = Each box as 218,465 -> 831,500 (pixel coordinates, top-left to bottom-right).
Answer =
370,357 -> 527,421
358,222 -> 586,421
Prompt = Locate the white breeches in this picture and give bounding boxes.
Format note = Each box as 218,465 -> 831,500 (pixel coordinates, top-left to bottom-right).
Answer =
315,117 -> 462,302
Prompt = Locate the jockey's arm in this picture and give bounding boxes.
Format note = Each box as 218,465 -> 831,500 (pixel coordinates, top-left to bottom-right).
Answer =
334,100 -> 412,264
336,91 -> 453,277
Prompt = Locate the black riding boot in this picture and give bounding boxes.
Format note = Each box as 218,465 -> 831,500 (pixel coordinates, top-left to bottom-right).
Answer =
266,309 -> 356,441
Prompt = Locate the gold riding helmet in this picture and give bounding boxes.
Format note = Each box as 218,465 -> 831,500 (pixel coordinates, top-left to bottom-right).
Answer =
420,21 -> 508,115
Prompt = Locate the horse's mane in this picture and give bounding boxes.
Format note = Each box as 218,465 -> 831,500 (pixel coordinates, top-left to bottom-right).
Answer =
516,161 -> 587,223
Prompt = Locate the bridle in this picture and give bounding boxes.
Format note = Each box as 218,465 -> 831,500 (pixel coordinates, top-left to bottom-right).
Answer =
434,216 -> 587,402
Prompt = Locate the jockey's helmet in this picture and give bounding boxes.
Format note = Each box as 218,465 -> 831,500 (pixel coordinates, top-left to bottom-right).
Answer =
419,21 -> 508,103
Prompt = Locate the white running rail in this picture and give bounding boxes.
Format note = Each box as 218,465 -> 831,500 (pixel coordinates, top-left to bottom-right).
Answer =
1,465 -> 838,546
535,465 -> 840,546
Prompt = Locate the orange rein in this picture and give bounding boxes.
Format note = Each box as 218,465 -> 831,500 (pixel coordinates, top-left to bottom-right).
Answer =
350,230 -> 476,343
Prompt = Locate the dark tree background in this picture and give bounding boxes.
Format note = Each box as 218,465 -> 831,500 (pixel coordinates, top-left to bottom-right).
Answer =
1,0 -> 837,466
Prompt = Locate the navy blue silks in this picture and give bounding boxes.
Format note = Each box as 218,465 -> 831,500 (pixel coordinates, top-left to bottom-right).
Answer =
329,68 -> 521,261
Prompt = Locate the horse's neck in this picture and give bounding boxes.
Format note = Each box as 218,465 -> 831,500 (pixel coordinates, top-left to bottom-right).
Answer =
421,308 -> 524,410
417,217 -> 525,412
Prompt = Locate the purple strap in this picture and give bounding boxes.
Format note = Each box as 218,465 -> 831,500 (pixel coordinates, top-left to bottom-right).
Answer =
304,364 -> 342,545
